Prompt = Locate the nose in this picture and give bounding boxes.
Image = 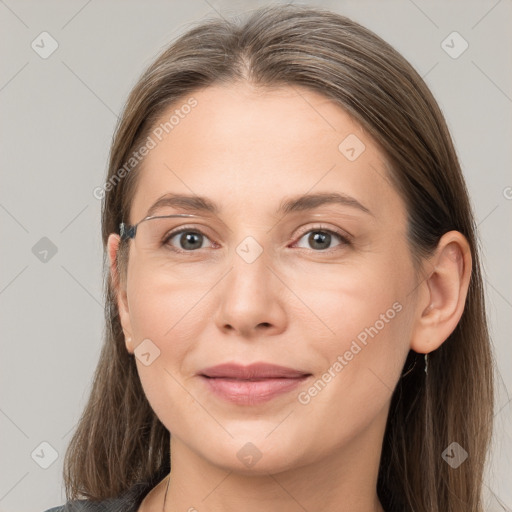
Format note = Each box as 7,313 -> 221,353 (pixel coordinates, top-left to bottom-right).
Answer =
213,246 -> 288,339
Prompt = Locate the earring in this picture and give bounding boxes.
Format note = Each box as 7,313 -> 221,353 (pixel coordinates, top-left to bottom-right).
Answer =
424,353 -> 429,375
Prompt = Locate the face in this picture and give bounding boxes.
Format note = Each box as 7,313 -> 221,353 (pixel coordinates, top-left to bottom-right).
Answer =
110,83 -> 421,475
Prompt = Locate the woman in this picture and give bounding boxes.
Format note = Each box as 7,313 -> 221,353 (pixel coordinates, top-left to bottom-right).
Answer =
44,4 -> 495,512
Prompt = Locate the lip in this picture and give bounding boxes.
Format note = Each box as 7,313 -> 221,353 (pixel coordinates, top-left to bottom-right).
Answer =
198,362 -> 311,405
200,362 -> 309,379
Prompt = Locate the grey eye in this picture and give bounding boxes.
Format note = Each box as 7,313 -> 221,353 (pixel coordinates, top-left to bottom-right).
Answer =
295,230 -> 344,250
166,230 -> 212,251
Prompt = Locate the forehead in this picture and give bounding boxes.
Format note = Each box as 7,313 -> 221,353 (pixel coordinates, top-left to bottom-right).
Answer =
128,83 -> 406,226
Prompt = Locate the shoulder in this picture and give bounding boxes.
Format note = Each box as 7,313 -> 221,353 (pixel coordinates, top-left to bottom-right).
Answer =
42,480 -> 153,512
42,499 -> 117,511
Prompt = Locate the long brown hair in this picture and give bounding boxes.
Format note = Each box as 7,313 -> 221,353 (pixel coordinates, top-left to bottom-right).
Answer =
63,5 -> 494,511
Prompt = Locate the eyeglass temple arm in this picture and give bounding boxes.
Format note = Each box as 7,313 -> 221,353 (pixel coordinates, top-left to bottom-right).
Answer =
119,214 -> 198,240
119,223 -> 135,240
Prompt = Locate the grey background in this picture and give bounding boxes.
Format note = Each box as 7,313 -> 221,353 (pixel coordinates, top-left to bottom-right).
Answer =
0,1 -> 511,511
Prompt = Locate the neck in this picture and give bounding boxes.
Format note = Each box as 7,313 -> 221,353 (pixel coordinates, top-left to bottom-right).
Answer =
160,417 -> 387,512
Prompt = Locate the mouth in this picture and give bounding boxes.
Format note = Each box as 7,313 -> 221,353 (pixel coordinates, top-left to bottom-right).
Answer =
198,362 -> 312,405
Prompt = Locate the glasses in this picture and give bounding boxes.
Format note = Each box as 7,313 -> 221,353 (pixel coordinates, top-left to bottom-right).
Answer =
119,214 -> 198,242
119,213 -> 229,273
119,212 -> 348,275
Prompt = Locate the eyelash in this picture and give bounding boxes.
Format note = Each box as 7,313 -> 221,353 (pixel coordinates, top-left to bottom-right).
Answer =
162,224 -> 351,253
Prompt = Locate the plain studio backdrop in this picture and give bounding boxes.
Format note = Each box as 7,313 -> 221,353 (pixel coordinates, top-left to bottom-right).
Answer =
0,1 -> 511,511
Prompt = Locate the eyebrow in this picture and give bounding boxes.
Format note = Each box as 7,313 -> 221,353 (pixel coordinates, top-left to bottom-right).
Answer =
145,191 -> 372,218
146,194 -> 219,218
278,192 -> 372,216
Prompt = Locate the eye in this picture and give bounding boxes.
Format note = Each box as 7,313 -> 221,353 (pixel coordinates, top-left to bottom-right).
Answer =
164,228 -> 215,251
162,225 -> 350,252
293,227 -> 350,251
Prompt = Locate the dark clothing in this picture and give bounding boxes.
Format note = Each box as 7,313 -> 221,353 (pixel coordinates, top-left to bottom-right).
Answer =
42,480 -> 153,512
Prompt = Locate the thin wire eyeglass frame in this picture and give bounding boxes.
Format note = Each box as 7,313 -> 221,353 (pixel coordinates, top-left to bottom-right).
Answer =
119,214 -> 199,241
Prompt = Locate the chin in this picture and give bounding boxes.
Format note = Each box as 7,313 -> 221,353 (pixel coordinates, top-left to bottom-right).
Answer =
200,431 -> 309,475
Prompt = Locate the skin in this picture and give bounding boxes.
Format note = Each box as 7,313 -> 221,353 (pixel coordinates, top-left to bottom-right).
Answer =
107,83 -> 472,512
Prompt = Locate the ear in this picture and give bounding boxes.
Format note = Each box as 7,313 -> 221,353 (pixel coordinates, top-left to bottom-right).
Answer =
107,233 -> 134,354
410,230 -> 472,354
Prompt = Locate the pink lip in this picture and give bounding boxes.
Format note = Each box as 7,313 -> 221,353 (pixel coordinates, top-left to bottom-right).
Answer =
199,363 -> 311,405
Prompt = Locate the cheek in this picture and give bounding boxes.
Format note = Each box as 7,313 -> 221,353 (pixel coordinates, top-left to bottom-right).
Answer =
124,266 -> 215,421
126,263 -> 211,346
293,262 -> 414,446
282,254 -> 409,345
309,286 -> 407,390
294,293 -> 409,456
